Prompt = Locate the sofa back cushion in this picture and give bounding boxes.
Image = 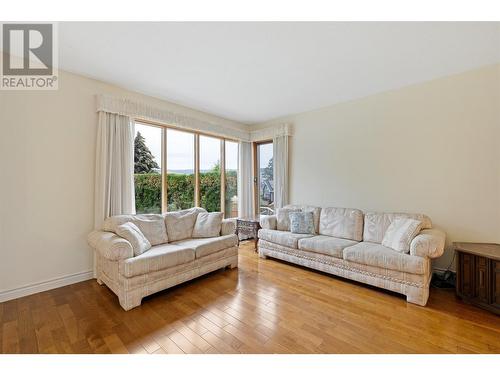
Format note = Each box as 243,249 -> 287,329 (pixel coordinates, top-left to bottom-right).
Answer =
319,207 -> 364,241
164,207 -> 207,242
276,208 -> 301,231
192,212 -> 223,238
363,212 -> 432,244
283,205 -> 322,233
103,214 -> 168,246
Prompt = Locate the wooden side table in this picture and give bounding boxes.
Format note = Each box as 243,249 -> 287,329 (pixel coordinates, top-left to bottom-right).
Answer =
235,217 -> 261,252
455,242 -> 500,315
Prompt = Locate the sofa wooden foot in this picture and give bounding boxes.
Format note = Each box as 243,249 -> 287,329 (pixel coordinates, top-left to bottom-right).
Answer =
227,262 -> 238,269
406,289 -> 429,306
258,252 -> 267,259
119,294 -> 143,311
96,278 -> 103,285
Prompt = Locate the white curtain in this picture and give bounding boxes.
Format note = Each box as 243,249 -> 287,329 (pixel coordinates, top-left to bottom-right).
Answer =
94,111 -> 136,229
238,141 -> 253,218
273,135 -> 289,209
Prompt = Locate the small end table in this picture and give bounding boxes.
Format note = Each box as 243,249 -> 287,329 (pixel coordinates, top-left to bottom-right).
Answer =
235,217 -> 261,252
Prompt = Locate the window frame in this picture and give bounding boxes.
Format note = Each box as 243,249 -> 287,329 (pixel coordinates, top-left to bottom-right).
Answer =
134,119 -> 239,217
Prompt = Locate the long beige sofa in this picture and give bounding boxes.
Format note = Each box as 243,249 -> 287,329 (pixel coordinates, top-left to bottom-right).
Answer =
87,207 -> 238,310
258,205 -> 445,306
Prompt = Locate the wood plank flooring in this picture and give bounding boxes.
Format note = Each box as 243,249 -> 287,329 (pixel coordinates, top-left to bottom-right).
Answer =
1,242 -> 499,354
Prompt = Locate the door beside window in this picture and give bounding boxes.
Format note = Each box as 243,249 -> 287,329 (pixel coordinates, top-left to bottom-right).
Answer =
255,141 -> 274,216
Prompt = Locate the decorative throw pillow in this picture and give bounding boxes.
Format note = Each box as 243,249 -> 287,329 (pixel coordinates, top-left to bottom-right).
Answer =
276,208 -> 301,231
192,212 -> 224,238
289,211 -> 315,235
116,222 -> 152,256
382,218 -> 422,253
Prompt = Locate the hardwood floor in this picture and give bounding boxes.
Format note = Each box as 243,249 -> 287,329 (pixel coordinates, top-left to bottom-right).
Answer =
1,242 -> 499,354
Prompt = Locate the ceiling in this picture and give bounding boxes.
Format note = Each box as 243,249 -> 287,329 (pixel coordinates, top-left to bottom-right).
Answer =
59,22 -> 500,124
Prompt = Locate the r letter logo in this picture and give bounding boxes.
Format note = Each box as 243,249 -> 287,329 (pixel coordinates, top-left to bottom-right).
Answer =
1,23 -> 58,90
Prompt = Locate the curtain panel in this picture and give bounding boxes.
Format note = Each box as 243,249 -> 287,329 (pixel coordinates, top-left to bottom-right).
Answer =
273,135 -> 289,209
94,111 -> 136,229
238,141 -> 254,218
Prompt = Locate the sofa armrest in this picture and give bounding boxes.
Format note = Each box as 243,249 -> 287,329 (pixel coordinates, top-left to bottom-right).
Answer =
87,230 -> 134,261
221,218 -> 236,236
260,215 -> 277,230
410,229 -> 446,259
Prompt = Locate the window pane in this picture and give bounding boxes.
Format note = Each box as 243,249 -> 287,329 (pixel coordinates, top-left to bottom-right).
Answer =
167,129 -> 195,211
200,135 -> 221,212
225,141 -> 238,218
134,123 -> 162,214
258,142 -> 274,215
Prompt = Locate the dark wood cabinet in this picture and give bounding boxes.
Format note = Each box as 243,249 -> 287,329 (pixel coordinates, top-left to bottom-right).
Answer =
455,242 -> 500,315
492,260 -> 500,310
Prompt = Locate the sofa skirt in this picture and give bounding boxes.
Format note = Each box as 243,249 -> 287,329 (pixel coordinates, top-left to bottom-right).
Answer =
258,240 -> 431,306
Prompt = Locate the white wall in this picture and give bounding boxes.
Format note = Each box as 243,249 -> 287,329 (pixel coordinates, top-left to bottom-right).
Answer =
257,64 -> 500,270
0,67 -> 247,296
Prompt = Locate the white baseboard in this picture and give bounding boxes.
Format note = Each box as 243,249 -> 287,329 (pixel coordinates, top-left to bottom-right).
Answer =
0,270 -> 94,303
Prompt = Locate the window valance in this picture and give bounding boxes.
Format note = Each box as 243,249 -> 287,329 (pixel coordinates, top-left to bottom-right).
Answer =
250,123 -> 293,142
96,95 -> 251,141
96,95 -> 292,143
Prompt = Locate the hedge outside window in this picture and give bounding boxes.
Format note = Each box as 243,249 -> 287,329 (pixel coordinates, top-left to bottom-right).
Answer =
167,128 -> 195,211
134,124 -> 162,214
225,140 -> 238,218
199,135 -> 221,212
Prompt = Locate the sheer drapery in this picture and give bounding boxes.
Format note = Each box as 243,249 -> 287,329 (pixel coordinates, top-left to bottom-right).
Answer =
94,111 -> 135,230
237,141 -> 253,218
273,135 -> 289,209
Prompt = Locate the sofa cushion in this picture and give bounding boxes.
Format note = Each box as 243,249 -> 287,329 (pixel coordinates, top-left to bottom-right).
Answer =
173,234 -> 238,258
363,212 -> 432,244
276,208 -> 301,231
120,244 -> 195,277
192,212 -> 223,238
221,218 -> 237,236
103,214 -> 168,246
284,205 -> 322,234
116,222 -> 152,256
343,242 -> 425,274
258,229 -> 313,249
382,218 -> 422,253
319,207 -> 364,241
298,235 -> 358,258
289,211 -> 315,234
164,207 -> 206,242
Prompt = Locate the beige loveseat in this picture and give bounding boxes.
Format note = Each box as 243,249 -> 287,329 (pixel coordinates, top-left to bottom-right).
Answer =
87,207 -> 238,310
258,205 -> 445,306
